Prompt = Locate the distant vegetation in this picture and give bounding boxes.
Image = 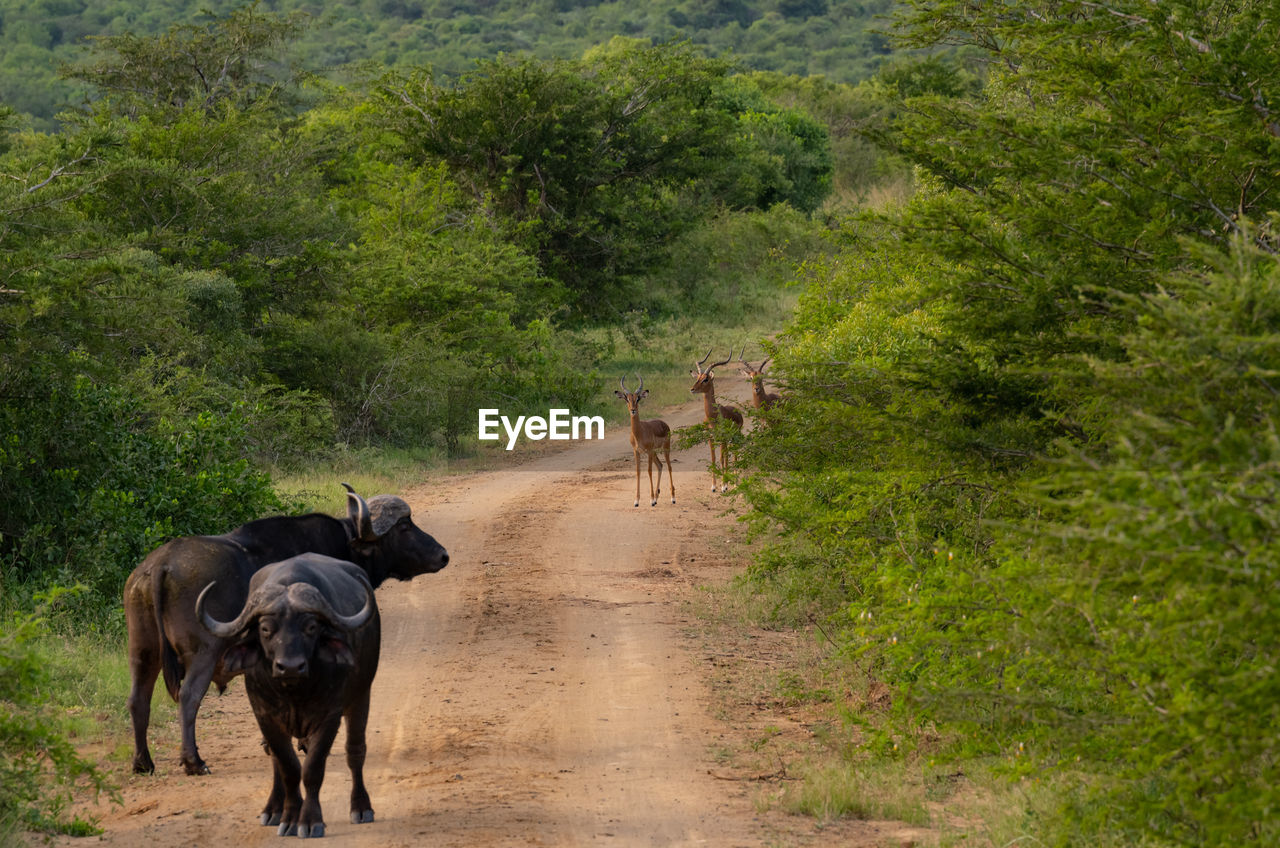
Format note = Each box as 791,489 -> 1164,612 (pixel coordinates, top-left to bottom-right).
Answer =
0,0 -> 894,129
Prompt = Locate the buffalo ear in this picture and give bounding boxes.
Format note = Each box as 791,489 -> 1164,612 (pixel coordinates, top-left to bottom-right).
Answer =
220,637 -> 262,674
316,633 -> 357,666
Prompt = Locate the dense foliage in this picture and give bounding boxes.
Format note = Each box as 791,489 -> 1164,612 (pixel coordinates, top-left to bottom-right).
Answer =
0,589 -> 114,838
373,39 -> 832,309
0,0 -> 895,130
736,1 -> 1280,844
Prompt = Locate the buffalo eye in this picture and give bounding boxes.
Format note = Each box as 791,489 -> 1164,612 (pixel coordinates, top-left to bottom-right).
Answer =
259,618 -> 276,637
302,618 -> 319,638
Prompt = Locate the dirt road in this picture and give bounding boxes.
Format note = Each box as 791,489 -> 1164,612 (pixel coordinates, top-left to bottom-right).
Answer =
57,387 -> 926,847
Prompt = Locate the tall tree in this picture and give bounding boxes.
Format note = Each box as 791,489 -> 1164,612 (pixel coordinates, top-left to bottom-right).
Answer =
373,38 -> 831,313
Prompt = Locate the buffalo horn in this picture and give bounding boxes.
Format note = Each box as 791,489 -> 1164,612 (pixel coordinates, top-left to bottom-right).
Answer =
343,482 -> 377,543
288,581 -> 375,631
197,581 -> 258,639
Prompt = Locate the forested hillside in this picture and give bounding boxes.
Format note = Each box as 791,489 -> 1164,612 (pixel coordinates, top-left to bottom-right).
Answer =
0,0 -> 893,128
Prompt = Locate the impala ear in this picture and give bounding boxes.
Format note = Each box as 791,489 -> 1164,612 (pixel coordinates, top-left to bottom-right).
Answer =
640,389 -> 649,398
614,390 -> 626,399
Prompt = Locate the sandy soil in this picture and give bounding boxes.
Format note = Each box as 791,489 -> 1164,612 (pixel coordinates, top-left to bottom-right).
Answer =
50,383 -> 930,847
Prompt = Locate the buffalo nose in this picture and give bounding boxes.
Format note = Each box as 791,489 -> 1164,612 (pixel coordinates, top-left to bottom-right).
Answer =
439,552 -> 450,567
273,657 -> 308,678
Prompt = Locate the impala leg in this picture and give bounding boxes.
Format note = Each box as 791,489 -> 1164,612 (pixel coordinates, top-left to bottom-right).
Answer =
664,442 -> 675,503
634,449 -> 641,508
647,451 -> 658,506
653,450 -> 664,505
721,440 -> 732,491
708,439 -> 718,492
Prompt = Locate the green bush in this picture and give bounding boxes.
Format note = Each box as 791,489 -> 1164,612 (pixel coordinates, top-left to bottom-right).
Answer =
0,366 -> 286,628
0,588 -> 114,838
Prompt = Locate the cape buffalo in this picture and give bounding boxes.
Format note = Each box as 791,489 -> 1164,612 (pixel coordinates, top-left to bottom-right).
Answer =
198,554 -> 379,837
124,483 -> 447,776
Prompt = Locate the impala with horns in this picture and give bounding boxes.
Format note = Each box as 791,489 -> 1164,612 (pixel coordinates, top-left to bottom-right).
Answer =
738,346 -> 782,411
199,554 -> 381,838
689,350 -> 744,492
124,483 -> 447,776
614,375 -> 675,507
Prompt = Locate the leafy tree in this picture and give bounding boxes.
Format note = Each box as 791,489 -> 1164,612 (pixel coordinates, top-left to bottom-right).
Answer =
60,2 -> 311,119
735,1 -> 1280,844
373,39 -> 831,313
876,0 -> 1280,456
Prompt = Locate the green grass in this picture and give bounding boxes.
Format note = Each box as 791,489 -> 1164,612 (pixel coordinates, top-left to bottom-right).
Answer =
26,629 -> 171,771
779,760 -> 932,825
270,444 -> 451,513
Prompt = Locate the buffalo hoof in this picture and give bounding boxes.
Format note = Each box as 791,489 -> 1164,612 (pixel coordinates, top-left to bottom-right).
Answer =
277,821 -> 297,837
350,809 -> 374,824
131,755 -> 155,775
261,812 -> 282,826
300,822 -> 325,838
182,759 -> 211,776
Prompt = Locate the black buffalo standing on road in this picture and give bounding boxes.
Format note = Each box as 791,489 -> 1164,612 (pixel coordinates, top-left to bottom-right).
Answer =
124,483 -> 447,776
198,554 -> 380,837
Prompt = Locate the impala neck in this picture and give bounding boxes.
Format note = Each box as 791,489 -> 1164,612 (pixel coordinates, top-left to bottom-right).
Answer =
701,383 -> 719,419
751,380 -> 767,405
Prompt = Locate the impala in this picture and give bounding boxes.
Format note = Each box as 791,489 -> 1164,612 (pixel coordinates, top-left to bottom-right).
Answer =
738,347 -> 782,410
614,375 -> 675,507
689,350 -> 743,492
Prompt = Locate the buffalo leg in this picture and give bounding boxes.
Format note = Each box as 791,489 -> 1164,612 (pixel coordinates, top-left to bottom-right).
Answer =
297,718 -> 342,838
125,582 -> 161,774
346,690 -> 375,824
176,659 -> 217,775
258,737 -> 286,827
259,725 -> 303,836
125,640 -> 160,774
